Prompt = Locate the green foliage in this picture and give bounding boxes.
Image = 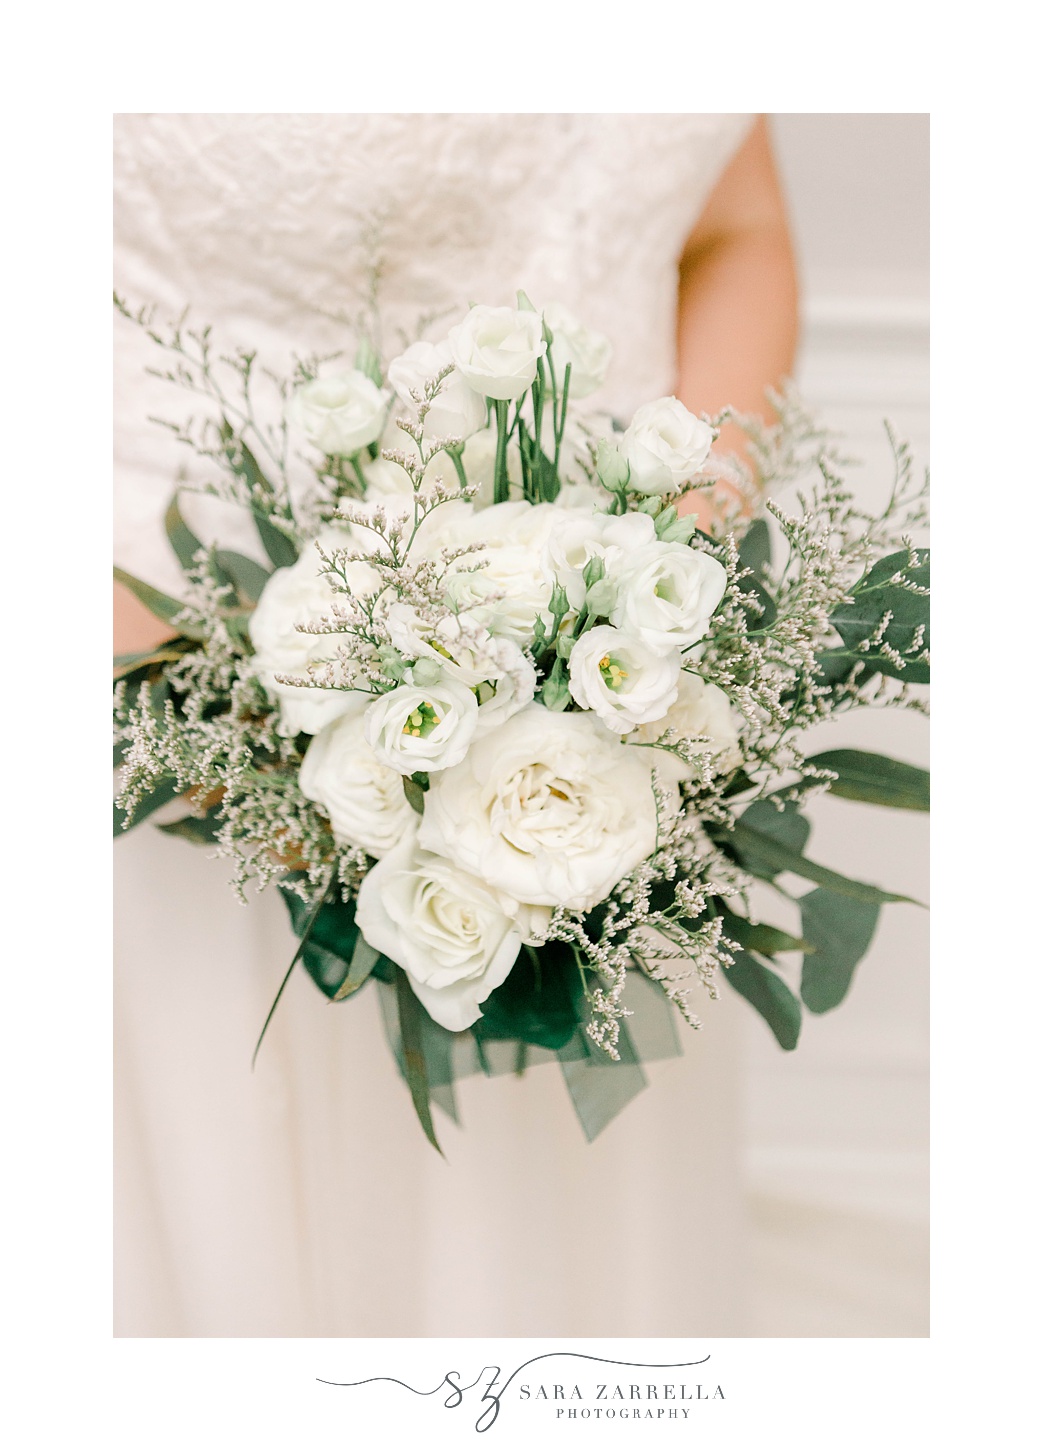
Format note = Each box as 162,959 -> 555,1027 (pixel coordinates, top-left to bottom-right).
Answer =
799,888 -> 881,1013
722,949 -> 802,1050
830,546 -> 930,683
157,812 -> 222,845
113,776 -> 181,835
718,905 -> 811,957
213,550 -> 271,607
474,940 -> 584,1050
113,566 -> 205,641
727,820 -> 918,905
395,970 -> 444,1155
804,748 -> 929,811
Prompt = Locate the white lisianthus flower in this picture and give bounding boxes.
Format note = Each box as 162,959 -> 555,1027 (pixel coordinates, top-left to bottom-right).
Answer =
542,510 -> 657,611
627,670 -> 744,781
611,541 -> 727,656
447,305 -> 547,401
299,703 -> 415,857
385,605 -> 537,737
543,302 -> 612,399
354,828 -> 524,1031
250,528 -> 376,737
289,371 -> 390,457
419,704 -> 671,911
386,339 -> 488,448
364,679 -> 479,775
621,396 -> 714,495
567,625 -> 681,734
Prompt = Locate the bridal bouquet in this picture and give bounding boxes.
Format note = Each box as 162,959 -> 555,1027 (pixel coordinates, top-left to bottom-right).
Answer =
114,293 -> 929,1149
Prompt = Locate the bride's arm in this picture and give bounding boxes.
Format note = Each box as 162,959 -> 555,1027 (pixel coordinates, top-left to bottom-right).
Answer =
674,116 -> 799,522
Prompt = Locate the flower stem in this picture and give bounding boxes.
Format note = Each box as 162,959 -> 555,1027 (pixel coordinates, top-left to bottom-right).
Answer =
493,399 -> 510,503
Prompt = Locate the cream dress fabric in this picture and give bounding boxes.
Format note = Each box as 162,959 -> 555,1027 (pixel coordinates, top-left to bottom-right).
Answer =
114,112 -> 754,1337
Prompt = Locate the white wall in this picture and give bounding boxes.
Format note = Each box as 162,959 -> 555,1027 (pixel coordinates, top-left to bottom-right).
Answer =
742,115 -> 929,1336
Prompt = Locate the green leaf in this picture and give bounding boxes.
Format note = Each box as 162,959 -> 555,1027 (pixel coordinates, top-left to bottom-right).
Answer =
804,748 -> 929,811
738,516 -> 772,577
252,509 -> 299,569
113,639 -> 193,680
331,935 -> 383,1002
217,418 -> 298,568
718,906 -> 812,957
475,940 -> 582,1050
113,777 -> 181,835
799,888 -> 881,1013
402,777 -> 426,815
113,566 -> 205,641
157,812 -> 221,845
278,882 -> 361,999
723,949 -> 802,1050
164,493 -> 204,571
728,820 -> 920,905
213,550 -> 272,606
740,798 -> 811,854
830,547 -> 929,683
395,970 -> 444,1155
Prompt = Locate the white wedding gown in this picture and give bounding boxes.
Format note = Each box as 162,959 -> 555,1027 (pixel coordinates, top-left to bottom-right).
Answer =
114,113 -> 755,1337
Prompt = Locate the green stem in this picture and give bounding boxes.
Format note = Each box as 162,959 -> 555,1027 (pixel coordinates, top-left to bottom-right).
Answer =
446,446 -> 470,495
493,399 -> 510,503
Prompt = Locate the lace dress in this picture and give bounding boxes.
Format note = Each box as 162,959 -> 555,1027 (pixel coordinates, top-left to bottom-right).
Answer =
114,112 -> 754,1337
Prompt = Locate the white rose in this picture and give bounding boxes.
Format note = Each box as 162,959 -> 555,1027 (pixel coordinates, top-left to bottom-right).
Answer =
541,509 -> 657,611
250,529 -> 375,736
354,828 -> 524,1031
567,625 -> 681,734
289,371 -> 390,457
364,678 -> 479,775
447,305 -> 547,401
621,396 -> 714,495
419,704 -> 670,911
386,339 -> 488,447
298,702 -> 416,857
627,670 -> 744,780
543,302 -> 612,399
441,501 -> 564,644
611,541 -> 727,656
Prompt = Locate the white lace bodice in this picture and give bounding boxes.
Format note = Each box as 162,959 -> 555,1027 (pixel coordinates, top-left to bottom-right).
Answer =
114,113 -> 752,588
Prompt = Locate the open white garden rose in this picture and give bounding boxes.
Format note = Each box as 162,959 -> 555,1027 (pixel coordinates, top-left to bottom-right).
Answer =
621,396 -> 714,495
419,704 -> 671,911
299,702 -> 415,857
386,339 -> 488,446
441,500 -> 565,644
250,529 -> 378,737
567,625 -> 682,733
610,541 -> 728,656
364,679 -> 479,774
626,670 -> 744,780
447,305 -> 547,401
289,370 -> 389,457
355,828 -> 526,1031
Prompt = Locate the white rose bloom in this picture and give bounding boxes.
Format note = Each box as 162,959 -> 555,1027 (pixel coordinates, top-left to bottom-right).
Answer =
289,371 -> 390,457
419,704 -> 671,911
627,669 -> 744,781
386,339 -> 488,447
299,703 -> 415,857
611,541 -> 727,656
542,509 -> 657,611
355,828 -> 524,1031
621,396 -> 714,495
250,529 -> 376,736
568,625 -> 681,734
364,678 -> 479,775
441,501 -> 564,644
543,302 -> 612,399
447,305 -> 547,401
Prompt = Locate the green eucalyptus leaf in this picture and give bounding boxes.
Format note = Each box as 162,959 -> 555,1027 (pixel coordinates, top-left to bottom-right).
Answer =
718,906 -> 812,957
157,812 -> 222,846
804,748 -> 929,811
113,777 -> 181,835
739,798 -> 811,855
395,970 -> 444,1154
830,547 -> 930,683
475,940 -> 582,1050
723,949 -> 802,1050
213,550 -> 272,607
252,509 -> 299,569
164,493 -> 204,571
728,821 -> 919,905
113,566 -> 204,641
799,888 -> 881,1013
738,516 -> 772,577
